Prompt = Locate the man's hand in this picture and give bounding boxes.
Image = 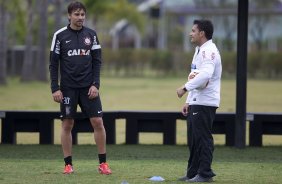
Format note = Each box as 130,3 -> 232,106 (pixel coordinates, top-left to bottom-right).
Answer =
88,85 -> 99,99
182,103 -> 189,116
52,90 -> 63,103
176,85 -> 187,98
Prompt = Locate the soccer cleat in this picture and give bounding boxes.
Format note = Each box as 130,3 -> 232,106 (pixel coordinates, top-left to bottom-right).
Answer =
98,162 -> 112,175
63,164 -> 74,174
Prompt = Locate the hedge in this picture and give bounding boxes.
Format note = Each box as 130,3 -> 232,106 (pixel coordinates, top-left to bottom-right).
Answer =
102,48 -> 282,79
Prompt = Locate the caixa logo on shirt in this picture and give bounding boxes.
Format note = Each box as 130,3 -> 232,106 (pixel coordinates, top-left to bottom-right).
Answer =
67,49 -> 90,56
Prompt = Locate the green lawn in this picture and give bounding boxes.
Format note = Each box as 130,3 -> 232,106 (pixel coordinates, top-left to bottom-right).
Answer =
0,78 -> 282,183
0,77 -> 282,145
0,145 -> 282,184
0,77 -> 282,112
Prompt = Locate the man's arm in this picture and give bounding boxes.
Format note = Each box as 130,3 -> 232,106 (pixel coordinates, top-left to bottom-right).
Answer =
176,60 -> 215,98
91,33 -> 102,89
176,70 -> 199,98
49,34 -> 61,93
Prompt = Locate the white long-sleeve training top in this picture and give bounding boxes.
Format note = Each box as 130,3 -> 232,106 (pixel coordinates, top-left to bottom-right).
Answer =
184,40 -> 222,107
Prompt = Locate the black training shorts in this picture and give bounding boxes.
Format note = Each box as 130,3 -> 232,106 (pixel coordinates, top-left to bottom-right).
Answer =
60,86 -> 103,119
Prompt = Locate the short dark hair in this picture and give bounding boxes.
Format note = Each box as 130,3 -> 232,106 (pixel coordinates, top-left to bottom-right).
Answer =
67,1 -> 86,14
193,19 -> 213,40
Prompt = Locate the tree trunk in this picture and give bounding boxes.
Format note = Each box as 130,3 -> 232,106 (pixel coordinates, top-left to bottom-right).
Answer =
0,1 -> 7,85
54,0 -> 63,30
21,0 -> 35,82
36,0 -> 48,81
223,16 -> 235,51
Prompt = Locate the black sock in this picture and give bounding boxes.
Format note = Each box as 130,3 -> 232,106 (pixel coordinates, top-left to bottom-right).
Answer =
64,156 -> 72,166
98,153 -> 106,164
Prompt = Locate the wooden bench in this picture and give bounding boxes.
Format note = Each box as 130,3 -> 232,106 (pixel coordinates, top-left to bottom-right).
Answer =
249,113 -> 282,146
120,111 -> 235,146
0,111 -> 117,145
1,111 -> 57,144
0,111 -> 236,146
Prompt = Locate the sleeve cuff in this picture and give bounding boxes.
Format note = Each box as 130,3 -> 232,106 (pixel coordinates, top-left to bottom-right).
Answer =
92,82 -> 100,89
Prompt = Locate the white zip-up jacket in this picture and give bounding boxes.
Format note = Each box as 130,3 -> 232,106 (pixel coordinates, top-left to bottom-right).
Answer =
184,40 -> 222,107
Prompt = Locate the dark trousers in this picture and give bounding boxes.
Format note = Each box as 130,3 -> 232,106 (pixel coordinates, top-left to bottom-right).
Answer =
186,105 -> 217,178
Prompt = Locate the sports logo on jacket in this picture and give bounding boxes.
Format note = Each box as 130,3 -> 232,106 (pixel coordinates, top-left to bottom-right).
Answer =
67,49 -> 90,56
93,36 -> 98,45
202,51 -> 206,59
211,52 -> 215,60
84,37 -> 91,46
55,40 -> 60,54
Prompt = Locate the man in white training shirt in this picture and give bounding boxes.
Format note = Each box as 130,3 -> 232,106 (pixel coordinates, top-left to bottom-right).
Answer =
176,19 -> 222,183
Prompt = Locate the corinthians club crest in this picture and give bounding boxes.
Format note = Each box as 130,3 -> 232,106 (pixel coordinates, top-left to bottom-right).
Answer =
84,37 -> 91,46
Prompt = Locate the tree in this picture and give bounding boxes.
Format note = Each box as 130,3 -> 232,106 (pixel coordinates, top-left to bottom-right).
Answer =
249,0 -> 281,51
83,0 -> 145,50
21,0 -> 36,82
54,0 -> 63,31
83,0 -> 114,27
8,0 -> 27,45
219,0 -> 236,51
36,0 -> 48,81
83,0 -> 144,32
191,0 -> 236,51
0,0 -> 8,85
106,0 -> 145,32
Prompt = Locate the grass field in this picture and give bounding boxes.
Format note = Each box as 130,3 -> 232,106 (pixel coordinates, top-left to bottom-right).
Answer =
0,145 -> 282,184
0,77 -> 282,145
0,77 -> 282,183
0,77 -> 282,112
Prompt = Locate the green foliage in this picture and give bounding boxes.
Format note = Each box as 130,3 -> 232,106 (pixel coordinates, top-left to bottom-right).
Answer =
83,0 -> 145,33
150,49 -> 173,75
82,0 -> 114,18
112,0 -> 145,32
247,52 -> 282,78
103,49 -> 181,77
221,51 -> 236,78
261,52 -> 282,78
167,25 -> 184,50
4,0 -> 42,45
103,49 -> 153,77
102,49 -> 282,79
6,0 -> 26,44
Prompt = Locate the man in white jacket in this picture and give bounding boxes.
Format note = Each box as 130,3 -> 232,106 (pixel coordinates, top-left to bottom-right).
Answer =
177,19 -> 222,183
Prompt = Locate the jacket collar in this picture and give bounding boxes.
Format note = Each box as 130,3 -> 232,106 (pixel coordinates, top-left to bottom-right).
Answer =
67,24 -> 84,33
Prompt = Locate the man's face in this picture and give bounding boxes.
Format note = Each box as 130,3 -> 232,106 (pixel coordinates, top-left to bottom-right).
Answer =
189,24 -> 203,45
68,9 -> 85,29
